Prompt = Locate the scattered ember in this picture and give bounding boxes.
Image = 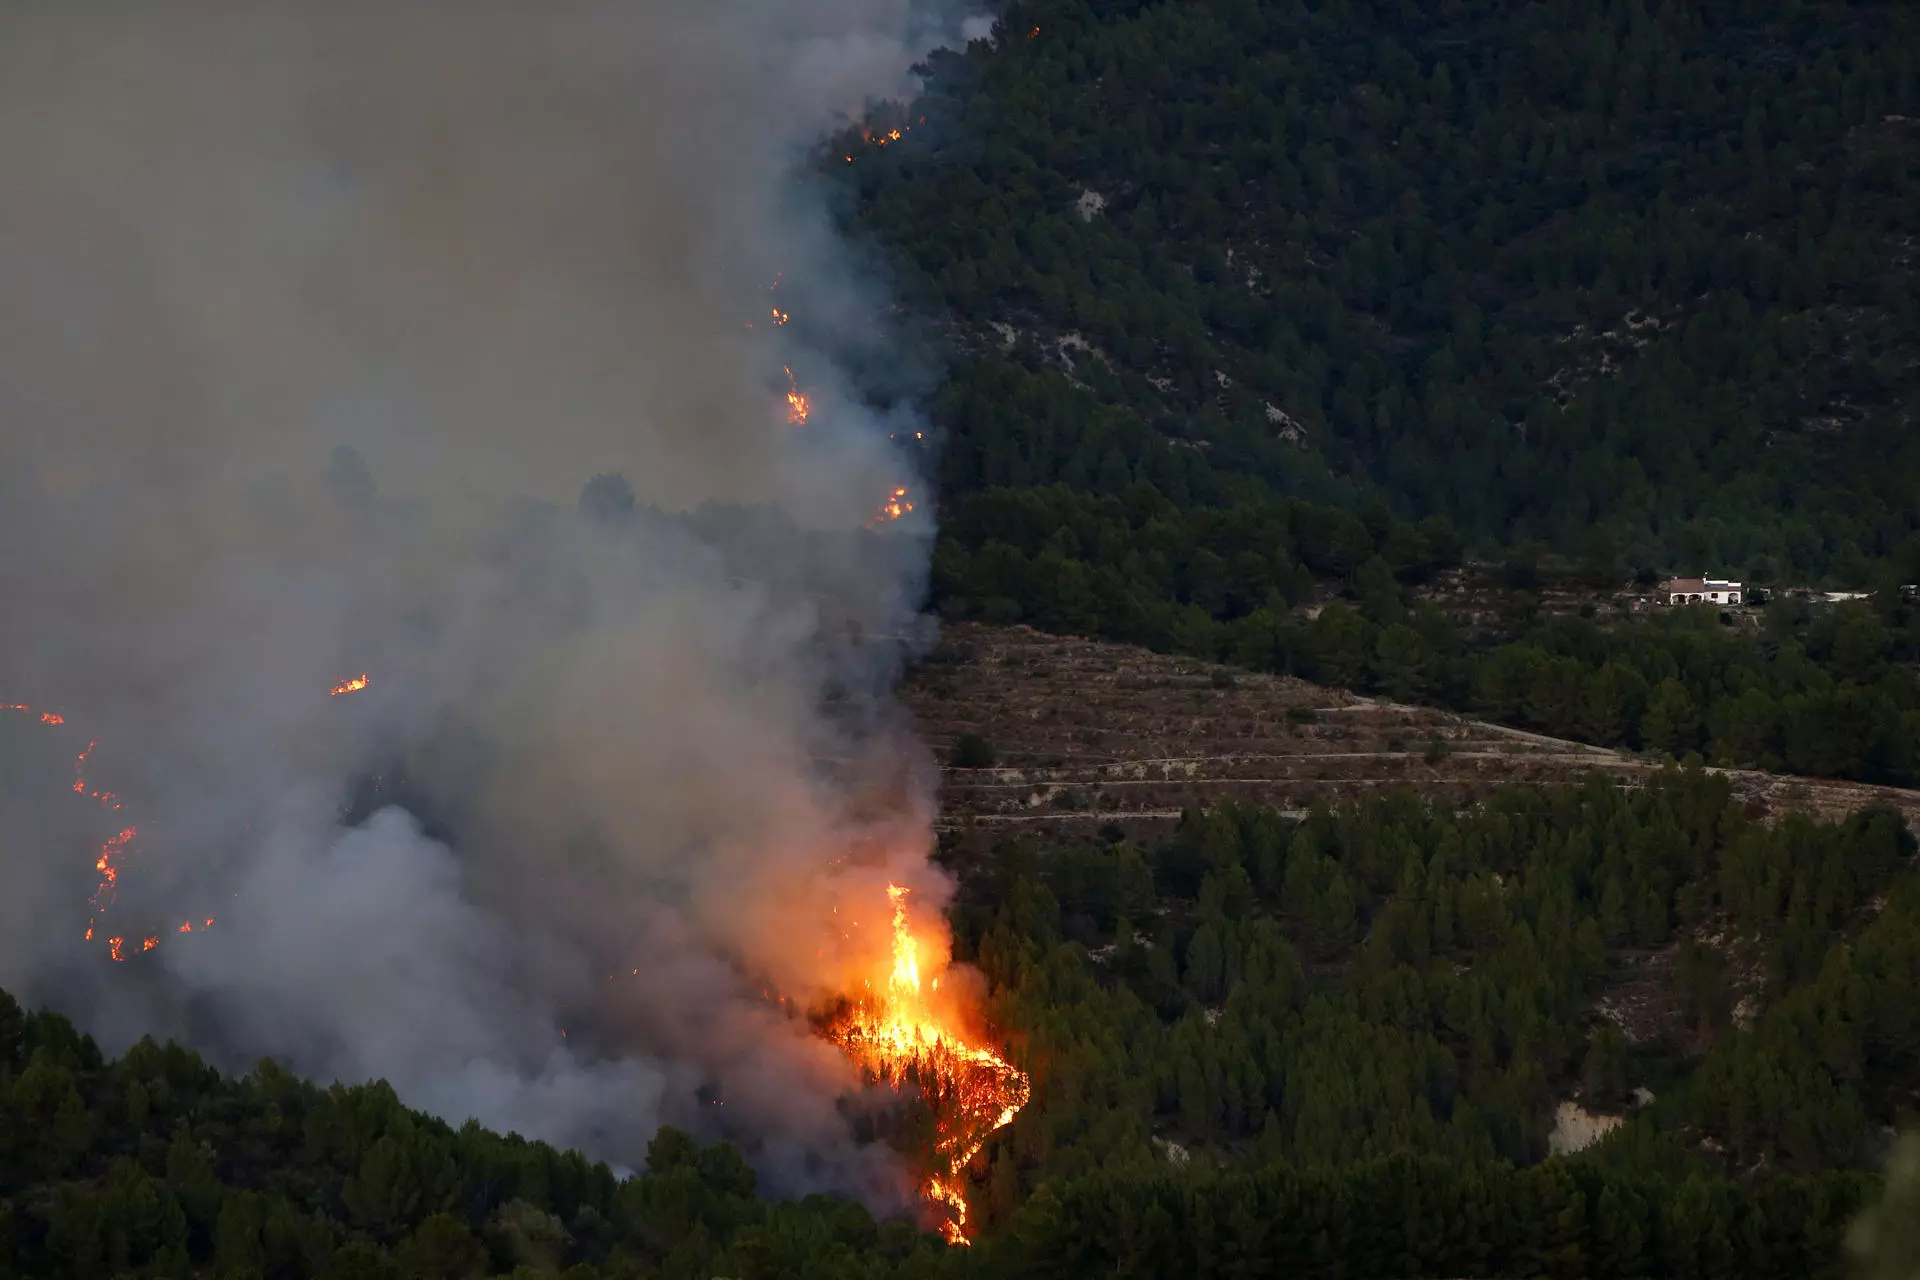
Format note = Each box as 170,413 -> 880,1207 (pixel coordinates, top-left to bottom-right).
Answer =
783,366 -> 811,426
868,486 -> 913,527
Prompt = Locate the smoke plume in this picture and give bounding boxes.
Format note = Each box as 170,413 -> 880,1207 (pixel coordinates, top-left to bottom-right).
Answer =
0,1 -> 967,1201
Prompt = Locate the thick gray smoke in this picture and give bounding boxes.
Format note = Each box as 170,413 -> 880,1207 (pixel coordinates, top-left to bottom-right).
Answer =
0,2 -> 971,1202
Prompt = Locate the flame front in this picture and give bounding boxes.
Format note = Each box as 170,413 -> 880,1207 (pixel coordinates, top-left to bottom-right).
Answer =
823,884 -> 1029,1245
329,673 -> 372,697
5,697 -> 240,958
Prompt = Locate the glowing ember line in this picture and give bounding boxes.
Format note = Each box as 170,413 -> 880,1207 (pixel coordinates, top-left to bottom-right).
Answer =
10,698 -> 173,955
329,673 -> 372,697
90,826 -> 139,913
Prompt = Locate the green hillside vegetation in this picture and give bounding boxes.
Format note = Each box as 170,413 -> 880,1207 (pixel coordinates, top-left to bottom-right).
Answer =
831,0 -> 1920,786
930,482 -> 1920,785
4,773 -> 1914,1277
950,772 -> 1920,1192
846,0 -> 1920,579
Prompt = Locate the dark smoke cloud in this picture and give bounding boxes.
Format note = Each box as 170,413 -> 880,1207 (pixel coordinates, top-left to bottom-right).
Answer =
0,1 -> 970,1201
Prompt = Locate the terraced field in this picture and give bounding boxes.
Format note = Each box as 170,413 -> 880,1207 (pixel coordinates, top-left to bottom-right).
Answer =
902,623 -> 1920,840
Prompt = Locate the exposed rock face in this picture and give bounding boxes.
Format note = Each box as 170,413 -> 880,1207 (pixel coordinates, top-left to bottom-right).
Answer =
1548,1101 -> 1623,1156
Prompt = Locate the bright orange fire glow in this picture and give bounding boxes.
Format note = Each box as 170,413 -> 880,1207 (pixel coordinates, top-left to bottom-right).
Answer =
843,117 -> 925,163
771,308 -> 790,326
90,826 -> 138,909
9,698 -> 209,957
868,487 -> 913,528
329,673 -> 372,697
822,884 -> 1029,1245
783,366 -> 811,426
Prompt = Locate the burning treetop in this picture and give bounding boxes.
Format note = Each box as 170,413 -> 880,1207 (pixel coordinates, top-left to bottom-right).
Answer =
821,883 -> 1029,1245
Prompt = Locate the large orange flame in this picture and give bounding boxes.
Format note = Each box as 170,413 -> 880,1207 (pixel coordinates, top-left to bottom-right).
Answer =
329,673 -> 372,697
823,884 -> 1029,1245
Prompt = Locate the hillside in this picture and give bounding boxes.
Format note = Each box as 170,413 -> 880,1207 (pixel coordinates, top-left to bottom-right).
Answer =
0,978 -> 1885,1280
905,621 -> 1920,836
842,0 -> 1920,579
904,623 -> 1920,1214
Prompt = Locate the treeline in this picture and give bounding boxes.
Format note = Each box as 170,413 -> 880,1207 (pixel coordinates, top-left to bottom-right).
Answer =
986,1157 -> 1872,1280
941,773 -> 1919,1204
849,0 -> 1920,576
5,773 -> 1916,1276
932,482 -> 1920,785
0,995 -> 939,1279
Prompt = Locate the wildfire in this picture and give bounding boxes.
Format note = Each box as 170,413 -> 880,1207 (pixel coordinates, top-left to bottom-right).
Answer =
842,116 -> 926,163
329,673 -> 371,697
869,487 -> 913,527
90,825 -> 139,913
8,699 -> 214,956
770,308 -> 790,326
783,366 -> 811,426
823,884 -> 1029,1245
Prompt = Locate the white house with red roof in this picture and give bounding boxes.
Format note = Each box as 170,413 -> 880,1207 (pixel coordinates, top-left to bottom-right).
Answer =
1663,576 -> 1742,605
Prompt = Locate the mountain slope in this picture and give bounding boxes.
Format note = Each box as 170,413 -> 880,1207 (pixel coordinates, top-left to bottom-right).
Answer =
903,620 -> 1920,835
845,0 -> 1920,576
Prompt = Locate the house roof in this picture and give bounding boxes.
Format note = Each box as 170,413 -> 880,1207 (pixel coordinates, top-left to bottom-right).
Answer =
1664,577 -> 1742,593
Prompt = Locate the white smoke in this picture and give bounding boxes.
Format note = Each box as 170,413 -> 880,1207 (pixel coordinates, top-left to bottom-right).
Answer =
0,0 -> 979,1202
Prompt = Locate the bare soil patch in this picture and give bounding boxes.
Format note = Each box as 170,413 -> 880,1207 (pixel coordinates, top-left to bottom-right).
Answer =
902,623 -> 1920,840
